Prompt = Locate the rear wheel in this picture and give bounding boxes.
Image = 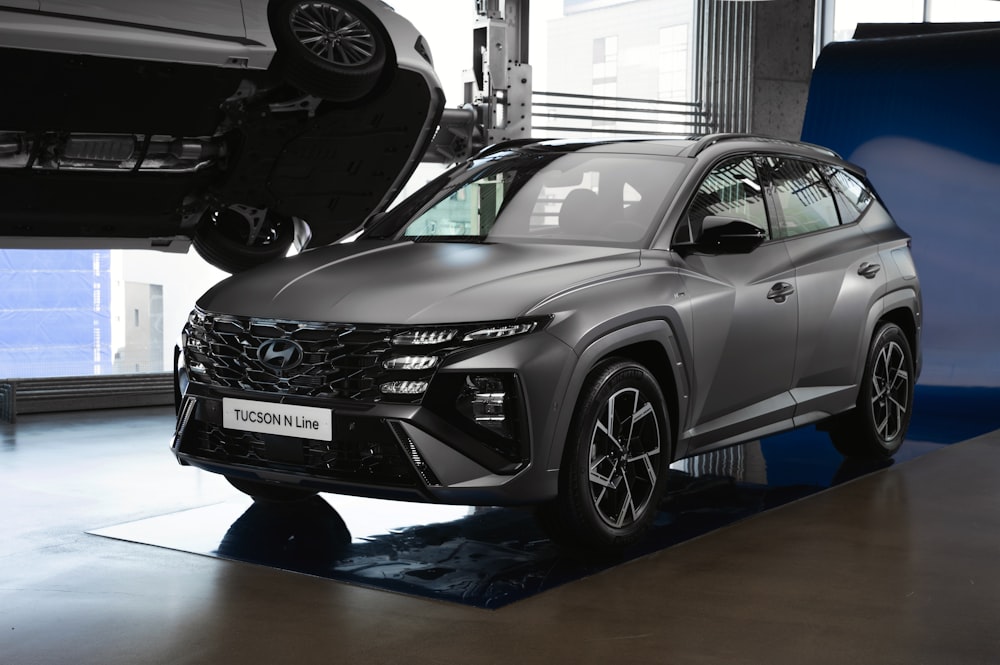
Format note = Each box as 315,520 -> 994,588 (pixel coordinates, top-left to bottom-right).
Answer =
269,0 -> 388,102
537,359 -> 670,552
193,206 -> 293,273
226,476 -> 317,503
828,322 -> 914,459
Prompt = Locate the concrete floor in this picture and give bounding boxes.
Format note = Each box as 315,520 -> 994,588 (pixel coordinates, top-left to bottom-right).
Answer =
2,406 -> 1000,665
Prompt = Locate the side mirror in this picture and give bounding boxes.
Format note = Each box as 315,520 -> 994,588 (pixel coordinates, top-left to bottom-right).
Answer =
693,216 -> 766,253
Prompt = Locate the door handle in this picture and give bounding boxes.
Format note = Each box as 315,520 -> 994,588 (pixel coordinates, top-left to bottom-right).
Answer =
858,262 -> 881,279
767,282 -> 795,303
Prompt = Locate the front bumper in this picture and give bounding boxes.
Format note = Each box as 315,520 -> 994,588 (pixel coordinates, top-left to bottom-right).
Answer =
172,330 -> 575,506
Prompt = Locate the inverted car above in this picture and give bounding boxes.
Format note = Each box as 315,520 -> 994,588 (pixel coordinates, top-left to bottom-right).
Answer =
0,0 -> 444,272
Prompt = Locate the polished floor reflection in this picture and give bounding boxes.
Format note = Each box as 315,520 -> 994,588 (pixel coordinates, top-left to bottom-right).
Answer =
91,385 -> 999,608
5,388 -> 1000,665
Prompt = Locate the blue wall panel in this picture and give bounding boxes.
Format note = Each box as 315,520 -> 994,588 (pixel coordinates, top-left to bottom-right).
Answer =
0,250 -> 112,379
802,30 -> 1000,386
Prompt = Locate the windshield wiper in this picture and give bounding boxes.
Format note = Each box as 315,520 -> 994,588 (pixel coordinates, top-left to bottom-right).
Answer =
409,235 -> 488,243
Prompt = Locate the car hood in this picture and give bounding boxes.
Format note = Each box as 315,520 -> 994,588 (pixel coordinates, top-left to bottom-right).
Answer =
197,241 -> 640,324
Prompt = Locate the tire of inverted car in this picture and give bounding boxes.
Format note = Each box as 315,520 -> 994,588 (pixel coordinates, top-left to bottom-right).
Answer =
268,0 -> 389,103
193,210 -> 294,274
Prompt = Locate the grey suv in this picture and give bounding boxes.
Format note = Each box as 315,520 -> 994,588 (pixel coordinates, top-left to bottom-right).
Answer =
172,134 -> 922,549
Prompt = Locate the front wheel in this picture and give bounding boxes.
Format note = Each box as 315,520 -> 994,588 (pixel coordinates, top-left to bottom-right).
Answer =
537,359 -> 671,552
828,322 -> 914,459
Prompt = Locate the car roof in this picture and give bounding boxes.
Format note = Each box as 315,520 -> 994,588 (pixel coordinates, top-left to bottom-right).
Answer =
477,133 -> 860,173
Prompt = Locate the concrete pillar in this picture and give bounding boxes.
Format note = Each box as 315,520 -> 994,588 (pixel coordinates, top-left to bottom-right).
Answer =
751,0 -> 815,139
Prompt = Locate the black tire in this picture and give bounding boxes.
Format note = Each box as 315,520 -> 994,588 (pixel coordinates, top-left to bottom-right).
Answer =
537,358 -> 671,552
193,207 -> 293,273
226,475 -> 317,503
828,323 -> 914,459
269,0 -> 388,102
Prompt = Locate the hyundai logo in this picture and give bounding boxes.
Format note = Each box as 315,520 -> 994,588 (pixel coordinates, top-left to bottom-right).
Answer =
258,339 -> 304,371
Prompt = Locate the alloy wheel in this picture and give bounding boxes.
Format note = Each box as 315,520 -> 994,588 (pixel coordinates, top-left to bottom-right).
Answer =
588,387 -> 661,529
289,2 -> 377,67
870,340 -> 909,442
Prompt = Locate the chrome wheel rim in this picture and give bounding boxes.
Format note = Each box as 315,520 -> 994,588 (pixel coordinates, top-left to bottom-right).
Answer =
588,387 -> 661,529
289,2 -> 377,67
871,340 -> 909,443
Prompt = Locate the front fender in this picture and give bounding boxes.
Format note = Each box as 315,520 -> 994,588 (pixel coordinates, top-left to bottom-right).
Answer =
544,319 -> 689,471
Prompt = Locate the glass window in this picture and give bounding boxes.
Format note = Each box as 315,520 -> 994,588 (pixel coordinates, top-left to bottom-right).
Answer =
538,0 -> 698,138
677,157 -> 769,243
822,0 -> 1000,47
928,0 -> 1000,21
830,0 -> 923,42
763,157 -> 840,239
823,167 -> 874,225
658,25 -> 689,102
394,152 -> 686,246
0,248 -> 226,379
592,35 -> 618,80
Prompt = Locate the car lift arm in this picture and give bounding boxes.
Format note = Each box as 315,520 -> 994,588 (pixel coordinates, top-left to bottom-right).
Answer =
424,0 -> 533,163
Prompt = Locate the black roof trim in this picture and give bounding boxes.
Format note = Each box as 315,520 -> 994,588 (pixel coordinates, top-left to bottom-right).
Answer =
474,133 -> 846,163
472,139 -> 545,159
681,133 -> 842,160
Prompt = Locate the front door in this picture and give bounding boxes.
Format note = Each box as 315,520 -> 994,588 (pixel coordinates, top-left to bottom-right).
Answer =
676,155 -> 799,448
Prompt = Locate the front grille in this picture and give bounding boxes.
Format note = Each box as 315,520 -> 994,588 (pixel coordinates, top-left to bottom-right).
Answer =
184,419 -> 422,488
184,309 -> 462,404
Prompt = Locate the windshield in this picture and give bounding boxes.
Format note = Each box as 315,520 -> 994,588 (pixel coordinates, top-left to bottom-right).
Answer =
366,150 -> 688,247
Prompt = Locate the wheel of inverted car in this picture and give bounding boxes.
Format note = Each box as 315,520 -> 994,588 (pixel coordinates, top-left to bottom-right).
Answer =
538,359 -> 671,551
193,206 -> 294,273
227,476 -> 317,502
269,0 -> 388,102
828,322 -> 914,459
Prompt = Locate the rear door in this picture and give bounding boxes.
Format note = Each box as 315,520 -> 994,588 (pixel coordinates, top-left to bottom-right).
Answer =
761,156 -> 887,418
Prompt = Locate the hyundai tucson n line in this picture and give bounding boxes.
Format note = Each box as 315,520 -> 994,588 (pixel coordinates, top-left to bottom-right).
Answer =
0,0 -> 443,272
172,134 -> 922,549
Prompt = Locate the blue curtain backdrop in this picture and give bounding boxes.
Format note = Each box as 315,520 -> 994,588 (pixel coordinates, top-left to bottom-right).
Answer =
0,249 -> 112,378
801,29 -> 1000,386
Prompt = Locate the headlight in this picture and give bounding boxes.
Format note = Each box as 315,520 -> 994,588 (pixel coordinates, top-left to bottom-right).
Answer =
380,380 -> 430,396
463,322 -> 538,342
378,318 -> 548,404
383,356 -> 440,371
391,329 -> 457,345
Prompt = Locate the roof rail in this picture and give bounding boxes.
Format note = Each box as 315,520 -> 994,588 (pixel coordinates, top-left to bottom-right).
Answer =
681,133 -> 842,160
682,133 -> 753,157
472,138 -> 545,160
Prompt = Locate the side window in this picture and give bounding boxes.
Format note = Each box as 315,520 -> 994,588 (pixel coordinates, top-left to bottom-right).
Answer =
763,157 -> 839,239
677,156 -> 769,243
824,167 -> 874,225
